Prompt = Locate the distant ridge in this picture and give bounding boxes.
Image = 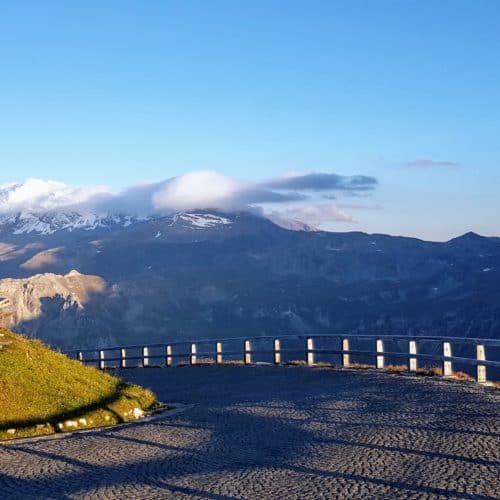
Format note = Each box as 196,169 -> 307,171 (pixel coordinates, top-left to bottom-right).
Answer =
0,207 -> 499,349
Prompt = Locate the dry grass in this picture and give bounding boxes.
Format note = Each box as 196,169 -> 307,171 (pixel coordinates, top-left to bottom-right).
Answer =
385,364 -> 408,374
285,360 -> 307,366
176,359 -> 214,367
0,329 -> 157,441
220,360 -> 245,366
416,366 -> 443,377
347,363 -> 375,370
452,371 -> 475,382
177,358 -> 244,367
194,358 -> 216,366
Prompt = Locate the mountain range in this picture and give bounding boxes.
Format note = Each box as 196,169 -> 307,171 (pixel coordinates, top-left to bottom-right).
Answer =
0,209 -> 499,349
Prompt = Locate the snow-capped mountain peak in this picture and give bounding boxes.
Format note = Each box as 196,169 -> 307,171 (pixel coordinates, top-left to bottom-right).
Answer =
0,209 -> 238,236
0,212 -> 143,235
0,208 -> 319,237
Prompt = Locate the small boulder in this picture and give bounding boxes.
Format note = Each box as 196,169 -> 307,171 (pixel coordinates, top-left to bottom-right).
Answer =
132,408 -> 144,419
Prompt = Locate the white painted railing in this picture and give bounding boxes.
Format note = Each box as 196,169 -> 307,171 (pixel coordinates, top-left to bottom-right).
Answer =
66,335 -> 500,384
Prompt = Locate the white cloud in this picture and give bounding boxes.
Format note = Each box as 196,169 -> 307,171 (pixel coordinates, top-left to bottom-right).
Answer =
152,171 -> 242,211
0,170 -> 378,227
277,203 -> 355,227
0,178 -> 110,214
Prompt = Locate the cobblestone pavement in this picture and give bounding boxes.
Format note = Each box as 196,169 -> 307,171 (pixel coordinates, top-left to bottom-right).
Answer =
1,367 -> 499,499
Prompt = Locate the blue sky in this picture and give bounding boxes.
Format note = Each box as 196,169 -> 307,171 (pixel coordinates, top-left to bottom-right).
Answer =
0,1 -> 499,240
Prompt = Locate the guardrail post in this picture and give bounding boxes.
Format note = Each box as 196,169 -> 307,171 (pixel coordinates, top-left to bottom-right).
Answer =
376,339 -> 384,369
443,342 -> 452,377
216,342 -> 223,365
191,343 -> 197,365
166,345 -> 172,367
99,350 -> 105,370
342,338 -> 350,367
245,340 -> 252,365
142,346 -> 149,367
77,351 -> 83,363
307,338 -> 314,366
408,340 -> 417,372
120,348 -> 127,369
476,344 -> 487,384
274,339 -> 281,364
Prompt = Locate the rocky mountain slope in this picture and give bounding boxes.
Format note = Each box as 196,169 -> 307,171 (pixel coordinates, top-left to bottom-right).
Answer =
0,210 -> 499,348
0,270 -> 107,345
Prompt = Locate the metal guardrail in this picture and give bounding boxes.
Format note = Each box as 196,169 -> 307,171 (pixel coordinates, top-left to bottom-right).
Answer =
64,334 -> 500,384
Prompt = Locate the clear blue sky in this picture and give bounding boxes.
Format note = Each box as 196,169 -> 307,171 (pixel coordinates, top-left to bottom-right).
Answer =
0,1 -> 499,240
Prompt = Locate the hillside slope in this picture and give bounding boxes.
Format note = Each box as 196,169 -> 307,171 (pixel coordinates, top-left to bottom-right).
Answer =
0,329 -> 157,441
0,210 -> 499,347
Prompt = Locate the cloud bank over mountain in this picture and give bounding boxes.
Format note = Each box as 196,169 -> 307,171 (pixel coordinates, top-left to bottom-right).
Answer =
0,178 -> 110,214
0,171 -> 378,228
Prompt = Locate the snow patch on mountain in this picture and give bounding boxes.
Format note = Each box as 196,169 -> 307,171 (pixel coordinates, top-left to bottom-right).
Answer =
266,213 -> 318,232
178,213 -> 232,228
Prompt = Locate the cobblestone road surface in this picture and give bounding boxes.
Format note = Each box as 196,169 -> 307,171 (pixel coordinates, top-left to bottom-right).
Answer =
1,366 -> 499,499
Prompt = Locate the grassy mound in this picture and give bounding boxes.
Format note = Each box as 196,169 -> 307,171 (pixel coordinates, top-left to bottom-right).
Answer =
0,329 -> 157,441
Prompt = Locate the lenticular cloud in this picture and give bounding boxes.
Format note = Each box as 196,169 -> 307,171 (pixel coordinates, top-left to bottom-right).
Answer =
0,170 -> 378,227
152,171 -> 242,211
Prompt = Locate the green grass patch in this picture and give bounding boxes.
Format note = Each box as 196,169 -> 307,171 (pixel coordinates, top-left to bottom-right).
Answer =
0,329 -> 158,441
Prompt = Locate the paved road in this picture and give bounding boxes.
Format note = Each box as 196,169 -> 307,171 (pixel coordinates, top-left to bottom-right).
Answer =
1,367 -> 499,499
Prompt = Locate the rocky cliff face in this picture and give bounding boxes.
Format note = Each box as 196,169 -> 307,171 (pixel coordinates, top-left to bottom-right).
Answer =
0,271 -> 108,345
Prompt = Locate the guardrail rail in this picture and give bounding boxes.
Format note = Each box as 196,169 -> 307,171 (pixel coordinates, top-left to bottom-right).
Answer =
65,334 -> 500,384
